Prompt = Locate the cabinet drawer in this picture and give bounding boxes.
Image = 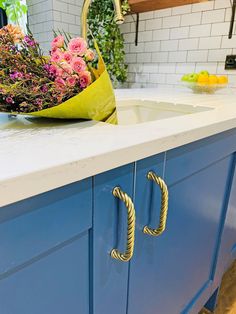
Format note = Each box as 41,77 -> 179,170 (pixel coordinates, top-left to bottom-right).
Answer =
0,178 -> 92,275
165,129 -> 236,185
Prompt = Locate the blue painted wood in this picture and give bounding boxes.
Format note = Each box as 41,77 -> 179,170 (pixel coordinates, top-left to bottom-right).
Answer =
128,133 -> 234,314
0,179 -> 92,275
93,164 -> 134,314
0,232 -> 90,314
165,128 -> 236,186
0,178 -> 92,314
213,154 -> 236,290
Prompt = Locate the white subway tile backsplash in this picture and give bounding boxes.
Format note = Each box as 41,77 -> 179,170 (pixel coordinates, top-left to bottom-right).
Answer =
154,8 -> 172,18
181,12 -> 202,26
176,63 -> 195,73
208,49 -> 231,62
120,23 -> 131,34
146,19 -> 162,30
199,36 -> 222,49
159,63 -> 176,73
214,0 -> 231,9
172,5 -> 192,15
124,33 -> 136,43
202,9 -> 225,24
165,74 -> 182,85
144,41 -> 161,52
169,51 -> 187,62
189,24 -> 211,38
30,0 -> 236,88
170,27 -> 189,39
131,20 -> 146,32
162,16 -> 181,28
225,7 -> 232,21
187,50 -> 208,62
120,0 -> 236,88
161,40 -> 179,51
153,29 -> 170,40
152,52 -> 169,63
126,53 -> 137,63
150,73 -> 166,84
192,1 -> 214,12
142,64 -> 159,73
137,53 -> 152,63
140,12 -> 154,20
179,38 -> 199,50
221,36 -> 236,48
211,22 -> 230,35
138,31 -> 153,42
130,43 -> 145,53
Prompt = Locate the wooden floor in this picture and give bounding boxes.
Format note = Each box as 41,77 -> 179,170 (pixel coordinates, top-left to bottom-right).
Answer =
200,261 -> 236,314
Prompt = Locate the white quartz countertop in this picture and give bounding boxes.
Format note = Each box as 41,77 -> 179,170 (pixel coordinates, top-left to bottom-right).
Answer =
0,87 -> 236,207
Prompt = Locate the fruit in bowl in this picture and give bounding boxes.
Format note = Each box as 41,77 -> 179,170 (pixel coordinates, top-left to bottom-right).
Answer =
181,71 -> 228,94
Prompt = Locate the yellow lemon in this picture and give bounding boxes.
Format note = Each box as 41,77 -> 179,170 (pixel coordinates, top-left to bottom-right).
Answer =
208,75 -> 218,85
197,74 -> 209,84
217,76 -> 228,84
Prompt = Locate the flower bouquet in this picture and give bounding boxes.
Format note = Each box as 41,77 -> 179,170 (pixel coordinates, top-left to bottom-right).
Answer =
0,25 -> 117,124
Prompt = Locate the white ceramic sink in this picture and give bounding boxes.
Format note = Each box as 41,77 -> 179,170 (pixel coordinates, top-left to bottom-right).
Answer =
116,99 -> 213,125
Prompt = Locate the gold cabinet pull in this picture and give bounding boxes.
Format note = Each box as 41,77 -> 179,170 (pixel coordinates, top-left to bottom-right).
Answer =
111,187 -> 136,262
143,171 -> 169,237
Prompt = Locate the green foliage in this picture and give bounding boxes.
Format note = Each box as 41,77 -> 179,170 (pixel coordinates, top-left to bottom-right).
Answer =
0,0 -> 27,24
88,0 -> 130,85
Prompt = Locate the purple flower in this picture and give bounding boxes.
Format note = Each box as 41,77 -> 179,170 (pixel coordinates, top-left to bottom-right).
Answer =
10,72 -> 24,80
6,96 -> 14,104
35,98 -> 43,106
24,35 -> 36,47
41,85 -> 48,93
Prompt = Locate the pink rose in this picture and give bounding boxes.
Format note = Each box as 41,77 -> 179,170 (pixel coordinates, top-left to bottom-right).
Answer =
51,46 -> 58,54
55,77 -> 66,90
68,37 -> 87,56
71,57 -> 86,73
63,51 -> 73,63
61,62 -> 73,76
79,71 -> 92,88
51,49 -> 63,63
66,75 -> 77,87
51,35 -> 64,48
85,49 -> 95,61
56,66 -> 63,77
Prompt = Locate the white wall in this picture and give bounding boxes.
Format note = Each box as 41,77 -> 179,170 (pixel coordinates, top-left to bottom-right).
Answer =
27,0 -> 82,53
120,0 -> 236,88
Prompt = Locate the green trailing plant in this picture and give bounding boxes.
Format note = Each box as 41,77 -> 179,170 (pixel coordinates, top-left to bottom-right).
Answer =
0,0 -> 27,24
87,0 -> 130,85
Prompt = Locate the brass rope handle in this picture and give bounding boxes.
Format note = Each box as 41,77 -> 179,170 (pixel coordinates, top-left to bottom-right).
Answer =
111,187 -> 136,262
143,171 -> 169,237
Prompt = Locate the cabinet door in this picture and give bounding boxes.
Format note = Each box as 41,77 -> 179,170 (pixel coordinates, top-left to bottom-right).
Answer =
214,155 -> 236,289
93,164 -> 135,314
128,134 -> 234,314
0,178 -> 92,314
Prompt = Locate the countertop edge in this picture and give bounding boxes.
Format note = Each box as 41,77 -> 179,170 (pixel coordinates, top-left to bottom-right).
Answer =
1,117 -> 235,207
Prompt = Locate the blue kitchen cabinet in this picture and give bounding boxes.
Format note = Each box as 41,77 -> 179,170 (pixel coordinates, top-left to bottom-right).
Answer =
0,178 -> 92,314
93,163 -> 135,314
0,129 -> 235,314
128,130 -> 236,314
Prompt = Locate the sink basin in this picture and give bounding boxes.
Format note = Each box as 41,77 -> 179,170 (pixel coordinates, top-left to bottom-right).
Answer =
116,99 -> 212,125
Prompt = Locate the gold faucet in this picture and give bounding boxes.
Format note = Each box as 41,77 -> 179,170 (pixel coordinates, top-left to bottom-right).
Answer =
81,0 -> 125,39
